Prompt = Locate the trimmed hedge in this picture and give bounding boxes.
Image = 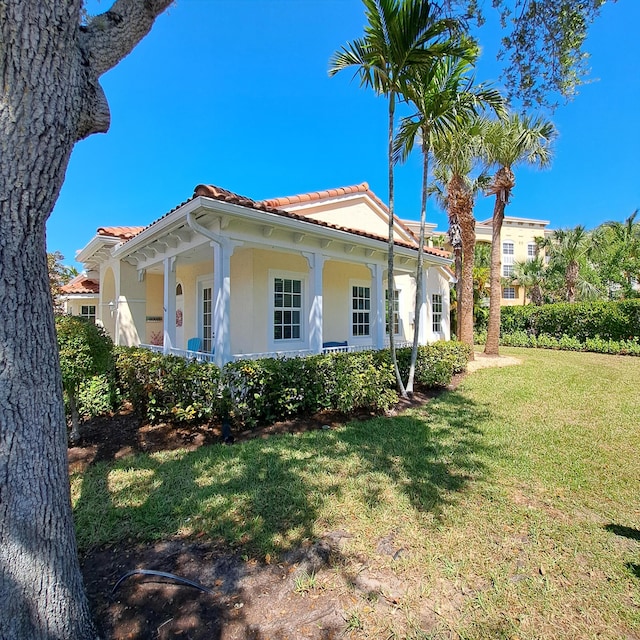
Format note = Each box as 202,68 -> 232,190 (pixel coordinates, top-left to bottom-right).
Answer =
500,300 -> 640,341
114,342 -> 470,428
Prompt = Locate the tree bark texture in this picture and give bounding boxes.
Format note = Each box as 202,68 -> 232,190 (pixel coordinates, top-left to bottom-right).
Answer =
449,174 -> 475,356
0,1 -> 171,637
485,167 -> 515,356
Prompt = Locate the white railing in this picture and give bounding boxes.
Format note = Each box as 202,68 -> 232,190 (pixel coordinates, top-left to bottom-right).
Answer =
233,349 -> 314,361
139,340 -> 413,363
139,344 -> 217,363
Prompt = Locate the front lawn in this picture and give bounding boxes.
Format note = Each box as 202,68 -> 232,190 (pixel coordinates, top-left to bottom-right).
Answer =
72,348 -> 640,639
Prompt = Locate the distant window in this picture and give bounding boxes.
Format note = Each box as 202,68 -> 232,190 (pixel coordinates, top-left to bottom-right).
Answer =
385,289 -> 400,335
432,294 -> 443,333
502,287 -> 516,300
176,283 -> 183,296
352,285 -> 371,337
527,243 -> 537,261
503,241 -> 515,277
274,277 -> 302,341
80,305 -> 96,324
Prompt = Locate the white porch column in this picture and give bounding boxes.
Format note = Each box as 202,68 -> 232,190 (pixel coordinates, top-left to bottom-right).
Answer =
368,262 -> 385,350
163,257 -> 177,353
303,252 -> 325,354
212,239 -> 232,367
417,267 -> 429,346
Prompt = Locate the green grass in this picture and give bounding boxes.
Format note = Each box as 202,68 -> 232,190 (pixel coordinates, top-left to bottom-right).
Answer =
72,348 -> 640,639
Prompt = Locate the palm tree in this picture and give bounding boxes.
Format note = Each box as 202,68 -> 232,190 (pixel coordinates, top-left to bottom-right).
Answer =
431,120 -> 489,354
393,54 -> 503,391
593,210 -> 640,297
541,226 -> 594,302
329,0 -> 467,397
511,257 -> 547,305
482,113 -> 556,355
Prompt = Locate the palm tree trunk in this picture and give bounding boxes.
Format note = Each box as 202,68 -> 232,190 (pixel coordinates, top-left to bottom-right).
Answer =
485,197 -> 505,355
451,175 -> 475,356
455,246 -> 462,339
387,92 -> 407,397
485,167 -> 514,356
406,135 -> 429,394
566,261 -> 579,302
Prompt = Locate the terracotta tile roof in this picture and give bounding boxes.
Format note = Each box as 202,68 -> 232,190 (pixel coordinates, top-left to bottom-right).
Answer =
262,182 -> 372,208
60,274 -> 100,294
106,183 -> 450,261
194,183 -> 450,258
97,226 -> 145,240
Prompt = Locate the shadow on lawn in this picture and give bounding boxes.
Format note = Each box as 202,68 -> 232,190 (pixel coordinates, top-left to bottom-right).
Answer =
74,388 -> 497,638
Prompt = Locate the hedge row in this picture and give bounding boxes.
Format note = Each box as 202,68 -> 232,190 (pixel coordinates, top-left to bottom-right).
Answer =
500,300 -> 640,341
113,341 -> 470,428
475,330 -> 640,356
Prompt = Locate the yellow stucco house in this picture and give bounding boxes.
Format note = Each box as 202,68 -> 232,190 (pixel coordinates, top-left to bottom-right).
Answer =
74,182 -> 454,366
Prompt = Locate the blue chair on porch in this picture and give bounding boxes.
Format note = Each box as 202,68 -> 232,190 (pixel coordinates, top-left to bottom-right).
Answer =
187,337 -> 202,352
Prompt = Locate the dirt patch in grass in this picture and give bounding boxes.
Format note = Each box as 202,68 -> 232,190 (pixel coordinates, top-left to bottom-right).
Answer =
72,382 -> 465,639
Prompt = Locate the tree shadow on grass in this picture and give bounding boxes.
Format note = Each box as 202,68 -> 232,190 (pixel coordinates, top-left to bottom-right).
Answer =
604,524 -> 640,542
73,388 -> 498,638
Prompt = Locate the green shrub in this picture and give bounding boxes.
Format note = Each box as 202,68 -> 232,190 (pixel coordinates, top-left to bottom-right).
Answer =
114,347 -> 222,423
500,300 -> 640,341
393,341 -> 470,388
76,373 -> 118,418
56,315 -> 115,442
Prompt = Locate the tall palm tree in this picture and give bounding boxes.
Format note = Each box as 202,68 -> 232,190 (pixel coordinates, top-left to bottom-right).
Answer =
329,0 -> 467,397
431,120 -> 488,354
482,113 -> 555,355
393,55 -> 503,391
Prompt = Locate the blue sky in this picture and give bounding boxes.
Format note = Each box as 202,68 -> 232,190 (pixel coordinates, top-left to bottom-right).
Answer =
49,0 -> 640,269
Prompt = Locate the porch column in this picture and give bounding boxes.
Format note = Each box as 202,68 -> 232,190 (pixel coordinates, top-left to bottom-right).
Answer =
417,267 -> 429,346
368,262 -> 385,350
212,239 -> 232,367
163,257 -> 177,353
304,252 -> 325,354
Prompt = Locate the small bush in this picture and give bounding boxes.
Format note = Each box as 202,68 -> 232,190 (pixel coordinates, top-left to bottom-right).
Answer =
76,373 -> 119,418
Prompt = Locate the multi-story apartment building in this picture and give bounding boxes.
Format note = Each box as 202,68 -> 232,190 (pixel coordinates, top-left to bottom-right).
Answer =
404,215 -> 553,306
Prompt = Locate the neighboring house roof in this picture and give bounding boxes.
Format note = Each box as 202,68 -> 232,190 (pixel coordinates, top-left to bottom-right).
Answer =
60,274 -> 100,294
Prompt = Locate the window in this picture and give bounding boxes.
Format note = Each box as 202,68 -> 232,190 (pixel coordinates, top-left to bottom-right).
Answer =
202,286 -> 213,352
502,287 -> 516,300
432,294 -> 443,333
502,241 -> 514,277
352,285 -> 371,336
385,289 -> 400,335
527,243 -> 537,261
80,305 -> 96,324
274,277 -> 302,341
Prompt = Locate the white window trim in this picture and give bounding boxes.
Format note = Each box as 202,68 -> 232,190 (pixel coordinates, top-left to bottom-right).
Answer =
431,293 -> 443,334
349,279 -> 372,343
196,275 -> 214,351
385,287 -> 401,337
503,286 -> 516,300
268,269 -> 307,351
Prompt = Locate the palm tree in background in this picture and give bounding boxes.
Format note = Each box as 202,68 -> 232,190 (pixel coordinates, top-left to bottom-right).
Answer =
541,226 -> 593,302
592,210 -> 640,298
482,113 -> 555,355
329,0 -> 468,397
393,54 -> 503,390
511,257 -> 547,305
431,119 -> 488,353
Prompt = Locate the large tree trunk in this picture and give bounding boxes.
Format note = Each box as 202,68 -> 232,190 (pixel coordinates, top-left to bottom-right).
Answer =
485,167 -> 515,356
450,175 -> 475,356
0,2 -> 170,637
